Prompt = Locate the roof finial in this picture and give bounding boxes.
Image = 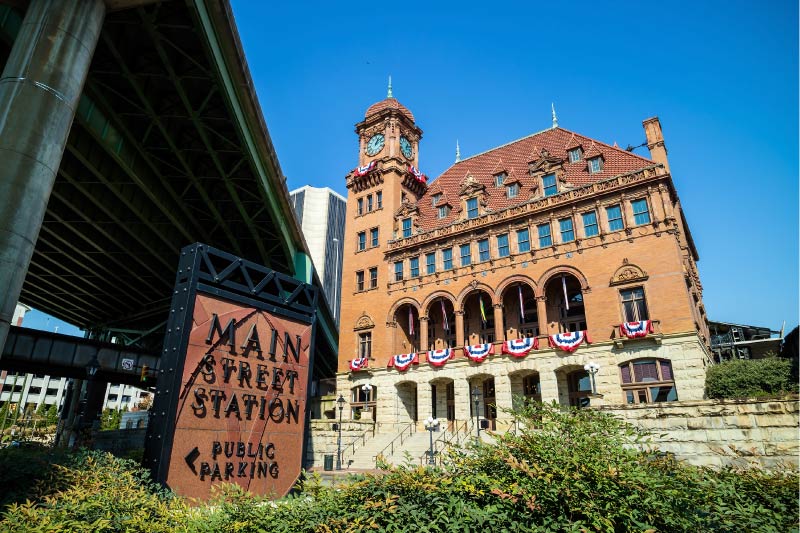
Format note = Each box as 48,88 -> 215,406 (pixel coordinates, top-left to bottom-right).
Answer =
551,102 -> 558,129
387,75 -> 393,98
455,139 -> 461,163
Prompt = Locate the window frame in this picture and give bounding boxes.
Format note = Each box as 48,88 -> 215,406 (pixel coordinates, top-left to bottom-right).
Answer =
466,197 -> 479,219
367,194 -> 373,212
619,359 -> 677,404
517,228 -> 530,253
497,233 -> 510,257
394,261 -> 404,282
437,205 -> 449,219
432,193 -> 442,206
582,211 -> 599,237
442,248 -> 453,270
401,217 -> 412,238
537,223 -> 552,247
494,172 -> 506,187
369,267 -> 378,289
426,252 -> 436,274
568,147 -> 583,163
357,231 -> 366,251
356,270 -> 364,292
478,238 -> 490,262
507,183 -> 520,199
631,198 -> 651,226
588,157 -> 603,174
606,205 -> 624,232
542,173 -> 558,197
460,243 -> 472,266
619,286 -> 649,322
358,332 -> 372,359
376,191 -> 383,209
370,227 -> 379,248
357,198 -> 364,215
559,217 -> 575,243
410,256 -> 420,278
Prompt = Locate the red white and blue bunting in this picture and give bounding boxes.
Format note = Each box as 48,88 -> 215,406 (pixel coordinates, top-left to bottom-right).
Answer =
620,320 -> 653,339
353,161 -> 377,177
463,343 -> 494,363
407,165 -> 428,183
548,331 -> 591,353
502,337 -> 538,358
349,357 -> 369,372
387,352 -> 419,372
427,348 -> 454,367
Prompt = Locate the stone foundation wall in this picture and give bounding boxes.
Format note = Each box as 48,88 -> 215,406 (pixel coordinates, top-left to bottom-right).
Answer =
305,419 -> 375,469
598,397 -> 799,469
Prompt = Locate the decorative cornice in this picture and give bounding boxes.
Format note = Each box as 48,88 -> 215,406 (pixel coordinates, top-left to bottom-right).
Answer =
609,258 -> 649,286
353,312 -> 376,331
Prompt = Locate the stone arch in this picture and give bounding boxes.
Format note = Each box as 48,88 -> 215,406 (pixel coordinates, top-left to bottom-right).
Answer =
386,297 -> 422,324
495,274 -> 538,301
455,281 -> 498,310
537,265 -> 590,295
421,290 -> 457,316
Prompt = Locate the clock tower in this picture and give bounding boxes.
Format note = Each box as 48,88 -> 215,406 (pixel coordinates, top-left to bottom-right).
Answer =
336,82 -> 427,387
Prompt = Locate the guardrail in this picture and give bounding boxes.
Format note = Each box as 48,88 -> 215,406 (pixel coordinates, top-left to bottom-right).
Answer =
341,424 -> 376,463
373,422 -> 415,467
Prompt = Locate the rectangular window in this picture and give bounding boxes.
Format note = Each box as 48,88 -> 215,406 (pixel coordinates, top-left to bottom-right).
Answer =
426,252 -> 436,274
620,287 -> 649,322
394,261 -> 403,281
359,332 -> 372,359
402,217 -> 412,238
356,270 -> 364,291
517,228 -> 530,252
369,267 -> 378,288
559,218 -> 575,243
357,198 -> 364,215
460,243 -> 472,266
582,211 -> 599,237
376,191 -> 382,209
438,205 -> 449,219
568,147 -> 583,163
589,157 -> 603,174
497,234 -> 510,257
478,239 -> 490,262
410,256 -> 420,278
632,198 -> 651,225
507,183 -> 519,198
537,223 -> 552,247
466,197 -> 479,219
542,173 -> 557,197
606,205 -> 624,231
442,248 -> 453,270
432,193 -> 442,206
367,194 -> 373,212
370,227 -> 379,247
495,172 -> 506,187
357,231 -> 366,251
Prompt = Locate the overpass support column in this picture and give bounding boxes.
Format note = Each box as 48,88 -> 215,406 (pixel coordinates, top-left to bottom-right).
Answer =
0,0 -> 106,354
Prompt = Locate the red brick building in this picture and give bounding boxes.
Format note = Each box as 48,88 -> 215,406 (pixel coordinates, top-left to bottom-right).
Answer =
336,90 -> 711,430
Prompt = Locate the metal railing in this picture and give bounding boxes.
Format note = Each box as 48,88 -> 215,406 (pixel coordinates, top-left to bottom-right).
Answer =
419,419 -> 472,466
340,424 -> 376,464
373,422 -> 415,467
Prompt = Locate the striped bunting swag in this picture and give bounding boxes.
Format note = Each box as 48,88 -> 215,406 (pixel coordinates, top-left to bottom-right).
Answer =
463,343 -> 494,363
387,352 -> 419,372
548,331 -> 591,353
501,337 -> 538,358
620,320 -> 653,339
348,357 -> 368,372
427,348 -> 454,367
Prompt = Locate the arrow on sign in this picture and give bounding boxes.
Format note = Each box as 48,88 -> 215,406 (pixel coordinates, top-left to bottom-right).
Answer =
185,446 -> 200,475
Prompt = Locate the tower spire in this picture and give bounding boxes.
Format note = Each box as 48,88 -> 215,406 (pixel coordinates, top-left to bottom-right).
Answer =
387,75 -> 393,98
551,102 -> 558,129
455,140 -> 461,163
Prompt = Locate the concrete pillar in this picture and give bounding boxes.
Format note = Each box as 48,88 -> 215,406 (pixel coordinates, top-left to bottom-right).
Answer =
540,370 -> 560,404
420,317 -> 429,352
0,0 -> 106,354
494,374 -> 513,422
453,378 -> 471,422
416,381 -> 433,425
493,304 -> 504,342
455,311 -> 464,347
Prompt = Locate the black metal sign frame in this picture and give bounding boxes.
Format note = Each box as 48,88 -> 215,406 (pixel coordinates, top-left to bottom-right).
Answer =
143,242 -> 318,492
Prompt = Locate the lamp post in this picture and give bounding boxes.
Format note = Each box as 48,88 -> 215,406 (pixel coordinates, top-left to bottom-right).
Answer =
335,394 -> 345,470
424,416 -> 440,465
584,361 -> 600,395
471,386 -> 481,439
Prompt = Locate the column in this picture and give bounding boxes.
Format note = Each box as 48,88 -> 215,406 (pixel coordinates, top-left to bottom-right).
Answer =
536,296 -> 549,336
434,383 -> 448,421
493,304 -> 504,342
455,311 -> 464,348
539,370 -> 560,404
494,375 -> 513,424
453,378 -> 471,422
0,0 -> 106,355
420,317 -> 429,352
416,381 -> 433,426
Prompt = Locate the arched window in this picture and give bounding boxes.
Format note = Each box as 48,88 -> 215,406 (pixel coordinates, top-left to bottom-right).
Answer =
567,369 -> 592,408
350,385 -> 377,420
619,359 -> 677,404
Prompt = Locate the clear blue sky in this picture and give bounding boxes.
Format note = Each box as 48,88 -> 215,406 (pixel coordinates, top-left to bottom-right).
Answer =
228,0 -> 798,333
20,1 -> 799,336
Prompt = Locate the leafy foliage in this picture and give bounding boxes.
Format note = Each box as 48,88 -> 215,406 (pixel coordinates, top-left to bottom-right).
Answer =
706,357 -> 795,399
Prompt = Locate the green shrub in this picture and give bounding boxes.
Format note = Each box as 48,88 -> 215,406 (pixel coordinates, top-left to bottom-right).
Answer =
706,357 -> 795,399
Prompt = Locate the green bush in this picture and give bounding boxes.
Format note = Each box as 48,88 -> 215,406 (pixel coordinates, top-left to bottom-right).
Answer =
706,357 -> 795,399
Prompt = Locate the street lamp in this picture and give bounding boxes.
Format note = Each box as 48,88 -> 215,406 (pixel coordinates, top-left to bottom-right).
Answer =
584,361 -> 600,395
335,394 -> 345,470
361,383 -> 373,412
471,386 -> 481,439
424,416 -> 440,465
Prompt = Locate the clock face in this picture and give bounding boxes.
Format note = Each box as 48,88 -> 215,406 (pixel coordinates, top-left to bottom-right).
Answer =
365,134 -> 385,156
400,136 -> 413,159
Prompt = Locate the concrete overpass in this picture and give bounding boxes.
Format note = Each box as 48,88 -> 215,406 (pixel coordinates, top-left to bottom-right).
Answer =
0,1 -> 338,384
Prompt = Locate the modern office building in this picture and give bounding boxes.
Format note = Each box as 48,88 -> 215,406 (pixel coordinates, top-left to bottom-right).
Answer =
290,186 -> 346,325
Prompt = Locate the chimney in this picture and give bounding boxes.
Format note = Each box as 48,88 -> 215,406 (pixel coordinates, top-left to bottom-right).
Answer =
642,117 -> 669,173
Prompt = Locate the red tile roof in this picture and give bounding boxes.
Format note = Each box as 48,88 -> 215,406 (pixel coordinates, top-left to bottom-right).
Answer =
414,127 -> 655,231
365,97 -> 415,122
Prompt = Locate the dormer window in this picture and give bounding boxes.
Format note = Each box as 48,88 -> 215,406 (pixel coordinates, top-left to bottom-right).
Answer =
432,193 -> 442,206
494,172 -> 506,187
542,173 -> 558,197
568,147 -> 583,163
588,157 -> 603,174
507,183 -> 520,199
401,217 -> 412,238
437,205 -> 450,219
466,197 -> 479,219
